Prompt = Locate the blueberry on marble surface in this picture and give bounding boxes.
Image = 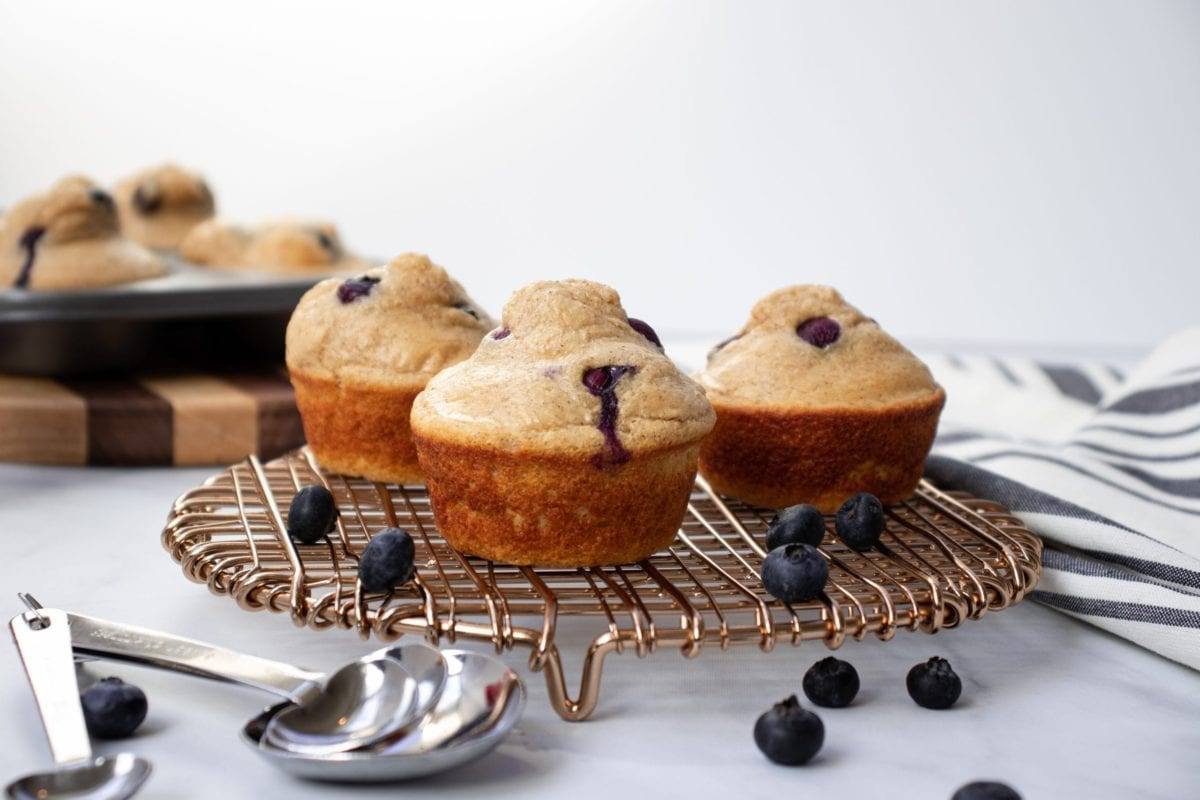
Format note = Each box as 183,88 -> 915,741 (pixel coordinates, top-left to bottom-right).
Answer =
287,485 -> 338,544
796,316 -> 840,348
336,275 -> 380,304
81,677 -> 147,739
627,317 -> 663,349
835,492 -> 884,551
766,504 -> 825,550
761,543 -> 828,604
753,695 -> 824,766
952,782 -> 1021,800
802,656 -> 860,708
359,527 -> 416,593
907,656 -> 963,709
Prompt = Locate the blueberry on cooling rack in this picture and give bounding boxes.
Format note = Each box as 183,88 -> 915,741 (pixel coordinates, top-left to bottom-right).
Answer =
761,544 -> 828,604
766,503 -> 826,550
359,528 -> 417,593
287,485 -> 338,545
835,492 -> 884,551
907,656 -> 963,709
802,656 -> 860,708
753,695 -> 824,765
952,781 -> 1022,800
81,677 -> 148,739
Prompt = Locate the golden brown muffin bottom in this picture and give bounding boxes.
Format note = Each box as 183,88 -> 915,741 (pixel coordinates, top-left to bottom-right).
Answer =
413,435 -> 702,567
291,372 -> 423,485
699,391 -> 945,512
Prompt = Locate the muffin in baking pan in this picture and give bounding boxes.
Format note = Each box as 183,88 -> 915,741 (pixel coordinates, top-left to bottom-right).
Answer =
181,218 -> 368,274
286,253 -> 493,484
411,279 -> 715,567
0,175 -> 167,290
113,163 -> 215,251
696,285 -> 944,511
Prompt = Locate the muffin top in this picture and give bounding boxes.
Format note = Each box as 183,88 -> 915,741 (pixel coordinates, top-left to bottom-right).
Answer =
698,285 -> 941,410
412,279 -> 715,461
286,253 -> 494,388
113,163 -> 215,250
0,176 -> 166,290
181,218 -> 368,273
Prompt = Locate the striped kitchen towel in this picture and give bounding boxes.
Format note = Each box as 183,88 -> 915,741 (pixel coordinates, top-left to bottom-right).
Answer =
923,328 -> 1200,670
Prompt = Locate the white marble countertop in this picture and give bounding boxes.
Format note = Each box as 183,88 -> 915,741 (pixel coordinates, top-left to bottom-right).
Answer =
1,463 -> 1197,799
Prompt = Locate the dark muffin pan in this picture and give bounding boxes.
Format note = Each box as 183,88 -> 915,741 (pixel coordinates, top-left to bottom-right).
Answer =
0,255 -> 327,376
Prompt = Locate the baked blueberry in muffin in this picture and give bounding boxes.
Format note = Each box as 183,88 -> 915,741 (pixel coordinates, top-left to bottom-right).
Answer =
0,176 -> 167,290
411,279 -> 715,567
286,253 -> 493,483
696,285 -> 944,511
113,164 -> 215,250
181,218 -> 368,273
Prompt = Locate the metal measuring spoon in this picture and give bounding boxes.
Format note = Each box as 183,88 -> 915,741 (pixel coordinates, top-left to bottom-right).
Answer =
243,649 -> 526,782
65,611 -> 445,756
6,600 -> 151,800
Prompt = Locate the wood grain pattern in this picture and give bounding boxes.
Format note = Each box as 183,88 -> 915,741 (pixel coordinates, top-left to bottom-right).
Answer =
0,368 -> 305,466
0,375 -> 87,464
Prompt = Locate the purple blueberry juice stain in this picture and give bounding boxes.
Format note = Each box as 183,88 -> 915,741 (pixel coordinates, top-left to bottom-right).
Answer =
491,328 -> 511,340
336,275 -> 380,303
582,365 -> 636,467
796,316 -> 840,348
542,365 -> 562,378
627,317 -> 662,349
13,226 -> 46,289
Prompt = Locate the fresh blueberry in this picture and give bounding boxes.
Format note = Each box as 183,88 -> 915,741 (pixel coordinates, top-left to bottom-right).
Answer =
766,504 -> 825,550
907,656 -> 962,709
80,677 -> 147,739
835,492 -> 884,551
359,528 -> 416,592
802,656 -> 860,708
89,188 -> 116,211
287,485 -> 338,544
627,318 -> 663,349
761,544 -> 828,604
753,695 -> 824,766
796,316 -> 840,348
491,328 -> 511,340
132,184 -> 161,214
336,275 -> 381,304
952,782 -> 1022,800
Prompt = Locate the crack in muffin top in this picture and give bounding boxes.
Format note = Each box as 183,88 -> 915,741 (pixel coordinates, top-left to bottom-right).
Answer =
412,279 -> 715,456
286,253 -> 495,387
0,176 -> 166,289
698,285 -> 942,410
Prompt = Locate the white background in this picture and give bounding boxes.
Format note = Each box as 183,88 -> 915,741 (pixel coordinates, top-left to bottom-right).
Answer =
2,1 -> 1198,353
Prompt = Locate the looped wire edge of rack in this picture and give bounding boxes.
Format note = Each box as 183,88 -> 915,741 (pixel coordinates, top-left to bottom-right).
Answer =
162,449 -> 1042,721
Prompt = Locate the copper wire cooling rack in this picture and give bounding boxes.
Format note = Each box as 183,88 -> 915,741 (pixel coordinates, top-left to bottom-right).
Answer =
162,449 -> 1042,721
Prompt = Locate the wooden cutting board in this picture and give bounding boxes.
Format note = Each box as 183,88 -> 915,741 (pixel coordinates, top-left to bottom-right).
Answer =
0,369 -> 304,466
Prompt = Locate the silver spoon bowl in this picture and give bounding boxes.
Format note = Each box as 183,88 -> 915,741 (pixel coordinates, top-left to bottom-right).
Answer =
6,753 -> 152,800
66,612 -> 443,756
244,649 -> 525,782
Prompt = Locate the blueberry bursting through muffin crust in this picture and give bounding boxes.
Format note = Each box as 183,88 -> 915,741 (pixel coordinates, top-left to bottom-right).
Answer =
697,285 -> 945,511
13,226 -> 46,288
410,279 -> 715,567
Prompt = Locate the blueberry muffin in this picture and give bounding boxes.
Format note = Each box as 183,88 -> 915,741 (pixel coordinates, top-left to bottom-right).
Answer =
411,279 -> 716,567
697,285 -> 944,511
286,253 -> 493,484
113,164 -> 215,250
181,218 -> 368,273
0,176 -> 167,290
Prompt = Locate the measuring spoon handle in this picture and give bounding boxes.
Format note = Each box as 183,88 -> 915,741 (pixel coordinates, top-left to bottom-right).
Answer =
67,612 -> 324,704
9,607 -> 93,765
